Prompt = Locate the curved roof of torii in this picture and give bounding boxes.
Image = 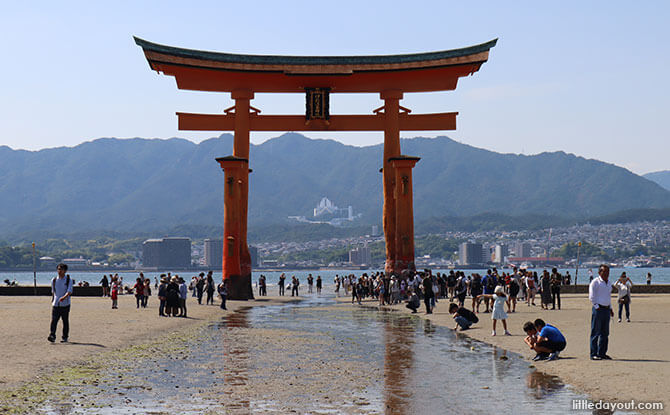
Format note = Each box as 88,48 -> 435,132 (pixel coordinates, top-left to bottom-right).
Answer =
134,36 -> 497,93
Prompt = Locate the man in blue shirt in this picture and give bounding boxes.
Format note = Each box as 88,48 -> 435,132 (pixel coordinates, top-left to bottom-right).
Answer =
48,263 -> 74,343
523,318 -> 567,361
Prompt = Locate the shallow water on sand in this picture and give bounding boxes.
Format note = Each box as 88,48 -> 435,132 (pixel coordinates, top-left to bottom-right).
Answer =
41,296 -> 625,414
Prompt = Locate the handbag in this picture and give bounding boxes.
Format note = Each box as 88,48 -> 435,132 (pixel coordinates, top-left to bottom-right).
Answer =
618,294 -> 630,305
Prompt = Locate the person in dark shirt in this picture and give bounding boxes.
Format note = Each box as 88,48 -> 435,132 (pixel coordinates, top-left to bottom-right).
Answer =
449,303 -> 479,331
157,274 -> 168,317
99,275 -> 109,297
278,273 -> 286,296
406,289 -> 420,313
422,273 -> 434,314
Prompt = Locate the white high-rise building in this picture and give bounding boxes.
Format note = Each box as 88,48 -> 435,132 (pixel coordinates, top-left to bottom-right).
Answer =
493,244 -> 509,264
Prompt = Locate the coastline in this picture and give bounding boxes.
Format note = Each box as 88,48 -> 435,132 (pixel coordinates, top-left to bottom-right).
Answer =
339,292 -> 670,410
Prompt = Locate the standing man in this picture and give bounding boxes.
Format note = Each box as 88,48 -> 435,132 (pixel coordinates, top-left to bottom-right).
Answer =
196,273 -> 205,304
307,274 -> 314,294
278,273 -> 286,296
422,272 -> 433,314
48,263 -> 73,343
550,268 -> 562,310
178,277 -> 188,318
589,264 -> 614,360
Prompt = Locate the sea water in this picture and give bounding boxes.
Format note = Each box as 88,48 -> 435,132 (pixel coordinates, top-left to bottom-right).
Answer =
3,267 -> 669,290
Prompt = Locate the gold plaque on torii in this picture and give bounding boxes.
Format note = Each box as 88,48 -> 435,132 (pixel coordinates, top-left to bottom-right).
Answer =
305,88 -> 330,120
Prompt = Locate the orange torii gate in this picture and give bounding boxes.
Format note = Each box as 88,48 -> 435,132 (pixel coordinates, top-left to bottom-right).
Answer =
135,37 -> 496,300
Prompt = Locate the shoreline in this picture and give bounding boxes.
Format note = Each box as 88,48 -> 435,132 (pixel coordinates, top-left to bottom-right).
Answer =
337,293 -> 670,410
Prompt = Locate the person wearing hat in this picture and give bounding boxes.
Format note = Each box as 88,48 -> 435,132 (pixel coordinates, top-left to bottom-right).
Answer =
157,274 -> 168,317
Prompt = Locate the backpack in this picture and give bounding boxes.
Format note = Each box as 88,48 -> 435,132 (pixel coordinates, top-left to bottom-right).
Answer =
471,278 -> 482,292
486,276 -> 496,291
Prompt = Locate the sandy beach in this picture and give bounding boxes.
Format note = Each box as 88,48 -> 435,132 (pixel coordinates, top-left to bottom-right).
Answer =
369,292 -> 670,409
0,293 -> 294,389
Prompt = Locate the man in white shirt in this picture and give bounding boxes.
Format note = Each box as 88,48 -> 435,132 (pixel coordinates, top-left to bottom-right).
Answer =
588,264 -> 614,360
48,263 -> 73,343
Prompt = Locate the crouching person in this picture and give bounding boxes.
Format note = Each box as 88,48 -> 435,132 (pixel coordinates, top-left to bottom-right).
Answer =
449,303 -> 479,331
406,289 -> 420,313
523,318 -> 566,361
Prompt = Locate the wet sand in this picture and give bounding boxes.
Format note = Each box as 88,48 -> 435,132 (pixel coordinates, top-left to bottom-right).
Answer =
0,293 -> 295,388
354,292 -> 670,409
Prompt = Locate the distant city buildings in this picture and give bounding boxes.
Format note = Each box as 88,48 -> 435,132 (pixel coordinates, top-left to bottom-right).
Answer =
289,196 -> 362,227
203,239 -> 258,269
514,242 -> 532,258
249,245 -> 259,267
371,225 -> 380,236
493,244 -> 509,264
459,243 -> 483,266
142,237 -> 191,269
251,220 -> 670,269
349,244 -> 371,266
203,239 -> 223,268
62,257 -> 88,270
39,256 -> 57,269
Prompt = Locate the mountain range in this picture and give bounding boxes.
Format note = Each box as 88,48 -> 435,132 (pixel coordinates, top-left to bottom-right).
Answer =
644,170 -> 670,191
1,133 -> 669,236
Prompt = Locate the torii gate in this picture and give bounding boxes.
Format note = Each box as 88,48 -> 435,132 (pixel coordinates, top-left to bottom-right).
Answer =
135,37 -> 496,300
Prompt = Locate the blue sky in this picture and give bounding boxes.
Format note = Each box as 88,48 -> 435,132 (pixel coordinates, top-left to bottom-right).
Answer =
1,1 -> 668,174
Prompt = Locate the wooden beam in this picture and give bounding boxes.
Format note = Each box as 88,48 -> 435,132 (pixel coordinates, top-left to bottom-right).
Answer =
177,112 -> 457,131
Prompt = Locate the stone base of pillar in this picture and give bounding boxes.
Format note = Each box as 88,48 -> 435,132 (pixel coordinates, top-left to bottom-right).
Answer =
226,273 -> 255,300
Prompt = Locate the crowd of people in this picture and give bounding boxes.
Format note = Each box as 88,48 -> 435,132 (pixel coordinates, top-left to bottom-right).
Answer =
47,264 -> 633,364
97,270 -> 227,314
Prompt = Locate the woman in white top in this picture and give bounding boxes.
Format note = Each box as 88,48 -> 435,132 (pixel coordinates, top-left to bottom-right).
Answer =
614,272 -> 633,322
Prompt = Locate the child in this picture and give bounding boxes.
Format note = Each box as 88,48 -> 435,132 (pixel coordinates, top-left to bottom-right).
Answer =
491,286 -> 511,336
110,276 -> 119,309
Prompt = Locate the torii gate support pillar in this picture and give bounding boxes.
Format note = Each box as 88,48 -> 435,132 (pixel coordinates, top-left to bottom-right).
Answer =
390,156 -> 420,277
216,156 -> 254,300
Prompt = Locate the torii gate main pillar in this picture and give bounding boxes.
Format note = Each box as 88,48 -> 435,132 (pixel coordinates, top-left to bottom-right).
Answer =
216,89 -> 255,301
382,90 -> 402,276
390,156 -> 420,276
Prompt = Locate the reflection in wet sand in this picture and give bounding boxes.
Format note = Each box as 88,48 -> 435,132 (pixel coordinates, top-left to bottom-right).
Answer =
383,314 -> 415,415
526,369 -> 565,400
219,307 -> 251,412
